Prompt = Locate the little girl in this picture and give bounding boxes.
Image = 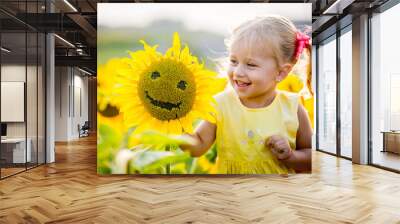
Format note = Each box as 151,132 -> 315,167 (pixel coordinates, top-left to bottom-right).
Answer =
181,15 -> 312,174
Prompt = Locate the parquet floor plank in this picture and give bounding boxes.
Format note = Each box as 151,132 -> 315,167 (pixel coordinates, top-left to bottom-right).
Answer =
0,135 -> 399,223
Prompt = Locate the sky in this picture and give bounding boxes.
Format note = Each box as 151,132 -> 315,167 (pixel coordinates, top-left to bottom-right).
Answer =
98,3 -> 311,36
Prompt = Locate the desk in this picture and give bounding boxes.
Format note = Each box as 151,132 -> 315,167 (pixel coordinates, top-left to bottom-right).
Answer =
382,131 -> 400,154
1,138 -> 31,163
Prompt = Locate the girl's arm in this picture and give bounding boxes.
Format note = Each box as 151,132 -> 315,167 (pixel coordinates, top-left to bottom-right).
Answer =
267,104 -> 312,172
285,103 -> 312,172
180,120 -> 217,157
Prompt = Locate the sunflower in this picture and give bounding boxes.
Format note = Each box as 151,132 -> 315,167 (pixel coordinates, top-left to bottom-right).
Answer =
303,97 -> 314,129
277,73 -> 304,93
98,58 -> 131,133
114,32 -> 226,134
277,73 -> 314,128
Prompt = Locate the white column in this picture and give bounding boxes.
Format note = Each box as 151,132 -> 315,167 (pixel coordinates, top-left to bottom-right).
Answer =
45,1 -> 55,163
46,33 -> 55,163
352,14 -> 369,164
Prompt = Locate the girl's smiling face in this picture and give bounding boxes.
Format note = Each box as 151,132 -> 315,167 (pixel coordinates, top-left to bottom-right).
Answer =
227,43 -> 281,102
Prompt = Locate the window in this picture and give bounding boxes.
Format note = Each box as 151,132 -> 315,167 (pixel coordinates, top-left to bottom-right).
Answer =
339,26 -> 352,158
317,35 -> 337,154
370,2 -> 400,171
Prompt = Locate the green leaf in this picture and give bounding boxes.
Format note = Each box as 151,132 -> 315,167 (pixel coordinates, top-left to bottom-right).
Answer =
170,163 -> 187,174
205,144 -> 217,163
134,130 -> 195,150
131,149 -> 190,173
98,124 -> 124,174
98,124 -> 122,149
112,147 -> 191,174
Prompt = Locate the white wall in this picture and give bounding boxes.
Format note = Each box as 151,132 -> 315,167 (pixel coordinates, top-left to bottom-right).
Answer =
55,67 -> 69,141
1,65 -> 26,81
54,67 -> 89,141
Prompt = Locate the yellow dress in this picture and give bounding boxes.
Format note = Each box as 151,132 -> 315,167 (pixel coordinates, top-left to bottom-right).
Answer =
213,89 -> 299,174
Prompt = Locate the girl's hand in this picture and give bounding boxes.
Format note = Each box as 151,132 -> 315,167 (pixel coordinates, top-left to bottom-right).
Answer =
180,121 -> 217,157
265,135 -> 293,160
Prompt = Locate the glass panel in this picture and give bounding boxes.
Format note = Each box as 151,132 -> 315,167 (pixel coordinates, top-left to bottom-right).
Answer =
0,1 -> 46,178
1,0 -> 28,177
371,4 -> 400,171
0,1 -> 28,32
340,27 -> 352,158
26,0 -> 38,169
317,35 -> 337,154
1,31 -> 27,177
27,30 -> 38,169
312,45 -> 317,150
38,32 -> 45,165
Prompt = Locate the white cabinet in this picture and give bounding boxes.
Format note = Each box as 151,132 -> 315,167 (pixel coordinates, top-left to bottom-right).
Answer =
1,138 -> 32,163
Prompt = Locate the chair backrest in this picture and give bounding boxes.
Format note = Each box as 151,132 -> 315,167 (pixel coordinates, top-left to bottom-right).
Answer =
82,121 -> 90,129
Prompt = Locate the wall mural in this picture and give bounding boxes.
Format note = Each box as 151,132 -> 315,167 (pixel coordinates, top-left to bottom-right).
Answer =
97,3 -> 313,174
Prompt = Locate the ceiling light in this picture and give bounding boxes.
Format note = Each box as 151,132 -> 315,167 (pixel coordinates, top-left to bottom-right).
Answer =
1,47 -> 11,53
78,67 -> 93,76
76,48 -> 86,55
323,0 -> 355,15
54,34 -> 75,48
63,0 -> 78,12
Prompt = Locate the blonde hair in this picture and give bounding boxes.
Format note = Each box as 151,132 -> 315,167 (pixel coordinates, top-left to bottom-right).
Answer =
226,15 -> 298,66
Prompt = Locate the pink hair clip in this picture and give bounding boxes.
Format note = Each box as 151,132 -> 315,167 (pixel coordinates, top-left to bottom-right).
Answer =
293,31 -> 310,60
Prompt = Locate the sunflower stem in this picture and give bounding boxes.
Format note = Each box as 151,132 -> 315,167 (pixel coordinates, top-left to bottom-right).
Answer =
189,158 -> 197,174
166,145 -> 170,174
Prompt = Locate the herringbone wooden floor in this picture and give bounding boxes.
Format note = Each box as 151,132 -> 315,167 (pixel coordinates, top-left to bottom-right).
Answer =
1,135 -> 400,224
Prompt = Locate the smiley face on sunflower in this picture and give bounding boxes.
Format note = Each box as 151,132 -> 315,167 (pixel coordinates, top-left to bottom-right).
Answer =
114,32 -> 226,134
